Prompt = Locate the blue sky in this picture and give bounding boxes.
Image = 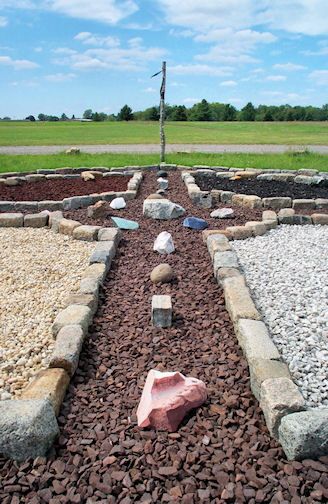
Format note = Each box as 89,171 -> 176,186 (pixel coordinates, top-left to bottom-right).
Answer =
0,0 -> 328,118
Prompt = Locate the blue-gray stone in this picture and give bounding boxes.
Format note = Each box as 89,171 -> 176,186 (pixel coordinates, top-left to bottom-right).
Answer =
111,217 -> 139,230
183,217 -> 208,230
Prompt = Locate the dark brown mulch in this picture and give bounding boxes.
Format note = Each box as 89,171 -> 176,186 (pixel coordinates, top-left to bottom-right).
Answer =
0,176 -> 129,202
196,173 -> 328,200
0,171 -> 327,503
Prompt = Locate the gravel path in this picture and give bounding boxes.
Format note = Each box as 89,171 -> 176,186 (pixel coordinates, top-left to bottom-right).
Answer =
1,144 -> 328,155
233,225 -> 328,409
0,228 -> 94,400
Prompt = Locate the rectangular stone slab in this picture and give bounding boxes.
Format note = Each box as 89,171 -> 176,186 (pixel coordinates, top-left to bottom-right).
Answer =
152,295 -> 172,328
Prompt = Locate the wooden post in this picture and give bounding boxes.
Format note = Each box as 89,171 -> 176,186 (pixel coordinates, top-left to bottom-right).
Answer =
159,61 -> 166,163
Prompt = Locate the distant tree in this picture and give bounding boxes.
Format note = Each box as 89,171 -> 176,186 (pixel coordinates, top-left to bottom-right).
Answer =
25,115 -> 36,121
263,110 -> 274,121
144,106 -> 160,121
170,105 -> 188,121
61,113 -> 68,121
92,112 -> 101,122
223,104 -> 237,121
1,116 -> 11,121
83,109 -> 93,120
240,102 -> 256,121
98,112 -> 108,122
71,114 -> 76,120
117,104 -> 133,121
189,99 -> 212,121
38,113 -> 47,121
48,116 -> 59,122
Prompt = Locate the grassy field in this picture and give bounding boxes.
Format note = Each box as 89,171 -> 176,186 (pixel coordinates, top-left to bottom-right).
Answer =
0,121 -> 328,146
1,151 -> 327,173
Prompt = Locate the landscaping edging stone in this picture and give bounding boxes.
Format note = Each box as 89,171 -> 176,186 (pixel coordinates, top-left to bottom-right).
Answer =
0,168 -> 143,211
181,168 -> 328,210
204,212 -> 328,460
0,214 -> 122,461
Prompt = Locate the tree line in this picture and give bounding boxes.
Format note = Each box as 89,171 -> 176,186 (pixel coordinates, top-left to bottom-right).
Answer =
2,100 -> 328,123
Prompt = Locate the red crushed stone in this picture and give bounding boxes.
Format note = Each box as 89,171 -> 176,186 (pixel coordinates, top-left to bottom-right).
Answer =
0,171 -> 327,503
0,176 -> 129,202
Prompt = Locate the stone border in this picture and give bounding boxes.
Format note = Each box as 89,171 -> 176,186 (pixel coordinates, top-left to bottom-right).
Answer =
0,168 -> 143,212
181,167 -> 328,211
0,213 -> 123,461
203,212 -> 328,460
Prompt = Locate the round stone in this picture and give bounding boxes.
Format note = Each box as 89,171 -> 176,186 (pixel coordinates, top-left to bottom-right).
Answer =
158,170 -> 168,178
146,194 -> 165,200
150,263 -> 174,284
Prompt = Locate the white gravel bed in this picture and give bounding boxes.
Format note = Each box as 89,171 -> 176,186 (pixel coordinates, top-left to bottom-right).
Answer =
232,225 -> 328,409
0,228 -> 94,399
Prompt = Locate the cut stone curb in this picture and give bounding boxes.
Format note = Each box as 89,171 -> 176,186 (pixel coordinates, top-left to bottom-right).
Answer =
58,218 -> 81,236
0,399 -> 59,461
72,225 -> 101,241
278,409 -> 328,460
48,325 -> 84,377
248,357 -> 290,401
24,213 -> 49,228
20,368 -> 70,416
236,319 -> 280,361
98,227 -> 122,248
52,305 -> 92,338
224,277 -> 261,323
0,213 -> 24,227
260,377 -> 305,439
213,250 -> 239,275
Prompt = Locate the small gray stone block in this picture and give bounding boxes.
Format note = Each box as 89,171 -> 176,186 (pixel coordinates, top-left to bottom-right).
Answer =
79,195 -> 94,208
0,212 -> 24,227
292,199 -> 315,211
220,191 -> 235,204
25,174 -> 46,182
52,305 -> 92,338
294,175 -> 314,185
80,277 -> 100,295
49,211 -> 64,232
278,409 -> 328,460
278,208 -> 295,224
213,251 -> 238,274
72,225 -> 101,241
90,241 -> 116,268
263,197 -> 292,209
98,227 -> 122,247
191,191 -> 212,208
152,295 -> 172,328
236,319 -> 280,360
0,399 -> 59,461
262,219 -> 278,230
315,198 -> 328,210
0,201 -> 15,212
62,197 -> 82,210
38,201 -> 64,211
100,191 -> 117,202
249,357 -> 290,401
224,277 -> 261,322
24,213 -> 48,228
262,210 -> 277,222
65,292 -> 98,315
293,215 -> 313,225
14,202 -> 38,212
260,377 -> 305,438
48,325 -> 84,376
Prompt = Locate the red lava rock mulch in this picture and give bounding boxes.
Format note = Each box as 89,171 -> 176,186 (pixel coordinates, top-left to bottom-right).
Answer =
0,176 -> 129,202
0,171 -> 327,503
195,173 -> 328,200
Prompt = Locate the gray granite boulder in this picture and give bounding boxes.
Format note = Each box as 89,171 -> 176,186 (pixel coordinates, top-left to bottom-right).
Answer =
0,399 -> 59,460
143,199 -> 185,220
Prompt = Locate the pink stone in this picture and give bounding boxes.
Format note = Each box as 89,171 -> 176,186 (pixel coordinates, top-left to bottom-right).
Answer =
137,370 -> 207,432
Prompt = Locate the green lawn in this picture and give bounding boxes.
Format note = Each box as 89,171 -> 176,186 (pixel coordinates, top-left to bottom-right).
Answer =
0,121 -> 328,146
1,151 -> 327,173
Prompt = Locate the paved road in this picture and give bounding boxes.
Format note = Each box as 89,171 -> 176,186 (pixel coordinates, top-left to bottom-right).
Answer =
1,144 -> 328,155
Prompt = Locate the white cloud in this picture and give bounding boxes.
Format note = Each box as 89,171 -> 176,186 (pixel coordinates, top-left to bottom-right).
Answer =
55,37 -> 167,72
158,0 -> 328,36
0,16 -> 8,26
220,80 -> 237,87
273,62 -> 307,71
0,0 -> 138,24
34,46 -> 43,52
309,70 -> 328,85
0,55 -> 39,69
143,87 -> 156,93
266,75 -> 287,81
45,72 -> 76,82
169,64 -> 233,77
74,32 -> 120,47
